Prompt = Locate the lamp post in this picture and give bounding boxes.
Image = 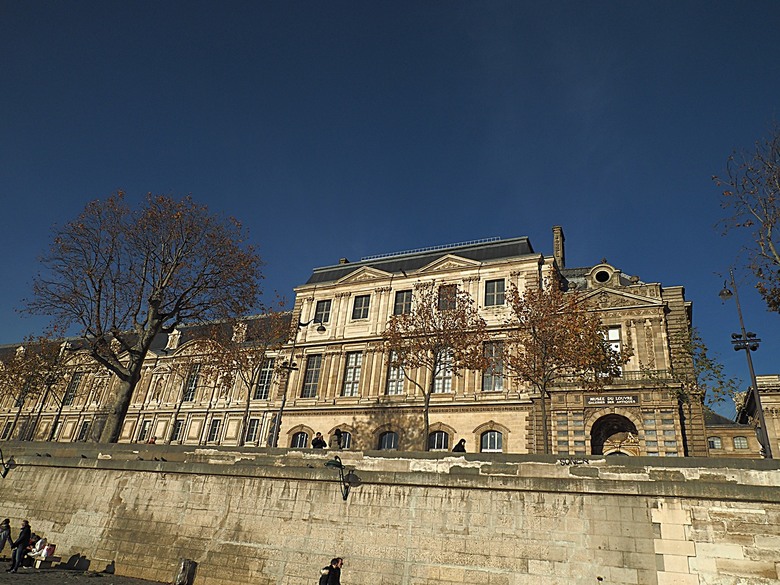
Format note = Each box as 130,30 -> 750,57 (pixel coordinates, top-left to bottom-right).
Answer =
269,318 -> 325,448
719,270 -> 773,458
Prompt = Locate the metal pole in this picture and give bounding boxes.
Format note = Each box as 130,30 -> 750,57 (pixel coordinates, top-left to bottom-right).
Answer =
270,324 -> 300,449
729,270 -> 773,458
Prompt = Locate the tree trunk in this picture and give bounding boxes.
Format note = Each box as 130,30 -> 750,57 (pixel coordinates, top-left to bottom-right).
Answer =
422,378 -> 435,451
30,383 -> 53,442
48,398 -> 65,441
239,369 -> 259,447
538,387 -> 550,454
99,376 -> 138,443
9,401 -> 23,441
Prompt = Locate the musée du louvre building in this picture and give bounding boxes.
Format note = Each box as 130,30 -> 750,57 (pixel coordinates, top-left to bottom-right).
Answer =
0,227 -> 764,458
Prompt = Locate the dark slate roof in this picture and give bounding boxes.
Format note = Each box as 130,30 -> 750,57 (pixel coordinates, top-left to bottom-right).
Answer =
704,409 -> 744,427
304,237 -> 536,286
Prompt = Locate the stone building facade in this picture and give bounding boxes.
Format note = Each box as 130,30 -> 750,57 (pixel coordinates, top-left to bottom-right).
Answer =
0,227 -> 762,457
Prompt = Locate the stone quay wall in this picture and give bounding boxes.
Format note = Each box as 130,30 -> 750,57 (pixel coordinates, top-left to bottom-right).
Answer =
0,442 -> 778,585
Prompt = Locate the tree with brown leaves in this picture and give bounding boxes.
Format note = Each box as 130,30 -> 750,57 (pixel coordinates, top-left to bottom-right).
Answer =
505,278 -> 626,454
383,283 -> 489,450
715,127 -> 780,313
26,192 -> 263,443
196,307 -> 290,446
0,335 -> 71,441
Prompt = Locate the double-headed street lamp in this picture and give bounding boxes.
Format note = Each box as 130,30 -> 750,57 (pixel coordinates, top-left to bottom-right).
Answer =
269,317 -> 325,448
719,270 -> 773,458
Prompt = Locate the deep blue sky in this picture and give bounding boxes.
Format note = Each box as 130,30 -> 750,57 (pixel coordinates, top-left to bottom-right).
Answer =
2,2 -> 779,416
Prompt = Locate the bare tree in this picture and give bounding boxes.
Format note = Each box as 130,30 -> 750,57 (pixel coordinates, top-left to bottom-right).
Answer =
715,127 -> 780,312
0,335 -> 70,441
505,278 -> 626,454
383,283 -> 489,450
26,192 -> 263,442
194,305 -> 289,446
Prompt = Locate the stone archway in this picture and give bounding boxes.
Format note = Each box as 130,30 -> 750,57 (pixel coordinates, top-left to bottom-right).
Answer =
590,414 -> 640,456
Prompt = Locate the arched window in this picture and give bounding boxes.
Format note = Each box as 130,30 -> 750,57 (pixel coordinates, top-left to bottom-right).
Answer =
291,431 -> 309,448
733,436 -> 749,449
480,430 -> 503,453
707,436 -> 722,450
378,431 -> 398,450
428,431 -> 449,451
340,431 -> 352,450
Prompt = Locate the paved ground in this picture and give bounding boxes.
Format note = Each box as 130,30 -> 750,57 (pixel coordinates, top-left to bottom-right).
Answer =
0,567 -> 166,585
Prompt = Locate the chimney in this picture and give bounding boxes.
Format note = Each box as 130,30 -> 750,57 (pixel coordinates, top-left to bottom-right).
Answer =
339,258 -> 350,264
552,225 -> 565,269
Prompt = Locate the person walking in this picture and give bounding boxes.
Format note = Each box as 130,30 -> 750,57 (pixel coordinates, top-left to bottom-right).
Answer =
319,557 -> 343,585
452,438 -> 466,452
7,519 -> 30,573
0,519 -> 11,557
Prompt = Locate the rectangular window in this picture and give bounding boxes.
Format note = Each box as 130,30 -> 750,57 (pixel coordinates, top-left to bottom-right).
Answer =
352,295 -> 371,320
301,355 -> 323,398
341,352 -> 363,397
253,358 -> 275,400
314,300 -> 332,324
393,290 -> 412,315
433,348 -> 453,393
138,420 -> 151,442
182,364 -> 201,402
245,418 -> 260,443
63,372 -> 84,406
207,419 -> 222,442
76,420 -> 90,442
0,421 -> 12,440
482,342 -> 504,392
605,326 -> 623,376
386,352 -> 405,395
437,285 -> 457,311
170,419 -> 184,442
485,279 -> 505,306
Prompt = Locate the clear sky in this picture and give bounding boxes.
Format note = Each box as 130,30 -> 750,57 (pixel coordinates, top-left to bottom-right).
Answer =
2,2 -> 779,417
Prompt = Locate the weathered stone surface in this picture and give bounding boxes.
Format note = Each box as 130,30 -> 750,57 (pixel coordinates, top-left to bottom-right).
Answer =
0,443 -> 778,585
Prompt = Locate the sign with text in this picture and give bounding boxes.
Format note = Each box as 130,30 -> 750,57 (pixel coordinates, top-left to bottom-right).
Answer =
586,395 -> 639,406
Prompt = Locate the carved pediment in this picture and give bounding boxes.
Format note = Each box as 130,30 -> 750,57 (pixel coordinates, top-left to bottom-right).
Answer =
336,266 -> 393,285
417,254 -> 482,274
579,288 -> 665,310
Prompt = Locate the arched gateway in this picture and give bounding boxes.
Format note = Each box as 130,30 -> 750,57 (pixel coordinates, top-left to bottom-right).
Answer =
590,414 -> 640,456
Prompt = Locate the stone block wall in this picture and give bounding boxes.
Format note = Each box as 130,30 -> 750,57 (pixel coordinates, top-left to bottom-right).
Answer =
0,443 -> 778,585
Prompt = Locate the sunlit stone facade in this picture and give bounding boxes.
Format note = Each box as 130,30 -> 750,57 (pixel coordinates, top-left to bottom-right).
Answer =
0,227 -> 762,457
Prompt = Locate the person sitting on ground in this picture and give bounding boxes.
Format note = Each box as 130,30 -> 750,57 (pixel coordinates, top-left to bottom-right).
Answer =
312,432 -> 327,449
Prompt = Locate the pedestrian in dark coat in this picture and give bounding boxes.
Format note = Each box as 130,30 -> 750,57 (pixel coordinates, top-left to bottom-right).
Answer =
7,519 -> 30,573
326,557 -> 343,585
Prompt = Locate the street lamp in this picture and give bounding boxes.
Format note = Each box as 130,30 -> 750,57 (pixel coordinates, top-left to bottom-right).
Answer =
719,270 -> 773,458
0,448 -> 16,479
324,455 -> 362,501
269,318 -> 325,448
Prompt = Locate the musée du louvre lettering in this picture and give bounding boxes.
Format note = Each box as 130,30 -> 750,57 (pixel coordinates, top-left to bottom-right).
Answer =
0,227 -> 764,458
